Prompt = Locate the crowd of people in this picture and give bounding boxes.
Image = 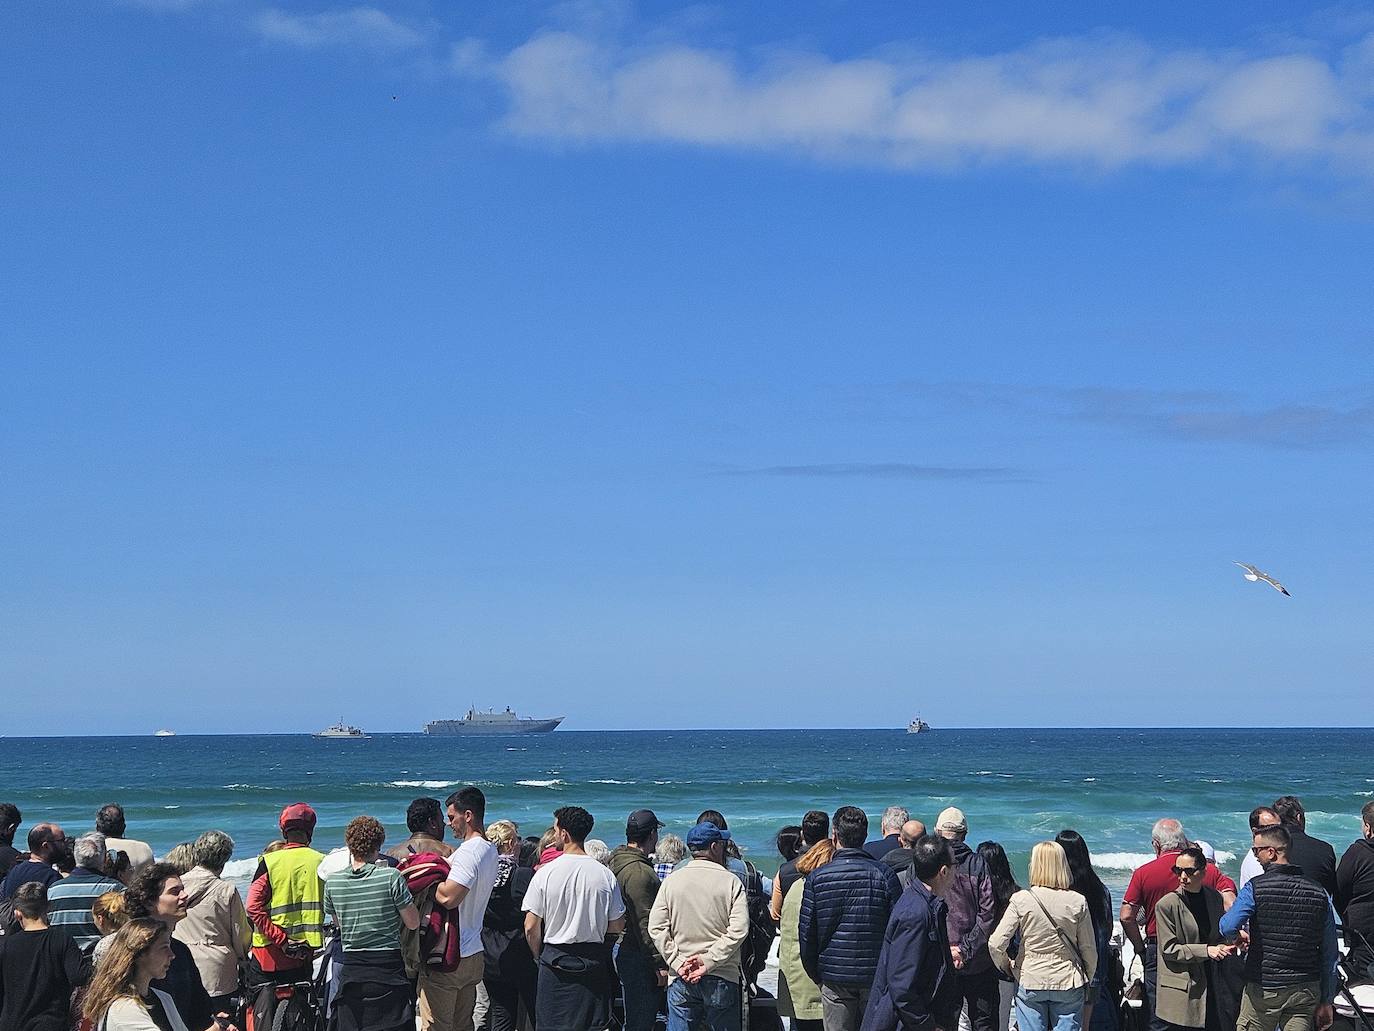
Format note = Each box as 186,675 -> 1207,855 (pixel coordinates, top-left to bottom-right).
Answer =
0,793 -> 1371,1031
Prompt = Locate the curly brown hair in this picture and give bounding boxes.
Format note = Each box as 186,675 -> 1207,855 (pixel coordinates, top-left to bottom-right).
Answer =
344,816 -> 386,858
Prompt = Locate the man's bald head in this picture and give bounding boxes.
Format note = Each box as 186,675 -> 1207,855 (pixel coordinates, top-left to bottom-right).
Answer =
27,823 -> 65,861
899,820 -> 927,847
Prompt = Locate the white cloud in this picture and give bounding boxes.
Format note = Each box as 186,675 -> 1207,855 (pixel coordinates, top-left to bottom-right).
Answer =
255,7 -> 426,52
456,29 -> 1374,174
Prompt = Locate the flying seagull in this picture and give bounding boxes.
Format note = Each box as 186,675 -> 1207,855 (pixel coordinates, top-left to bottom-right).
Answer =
1235,562 -> 1290,596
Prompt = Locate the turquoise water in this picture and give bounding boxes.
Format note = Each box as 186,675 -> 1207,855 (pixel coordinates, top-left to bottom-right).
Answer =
3,729 -> 1370,895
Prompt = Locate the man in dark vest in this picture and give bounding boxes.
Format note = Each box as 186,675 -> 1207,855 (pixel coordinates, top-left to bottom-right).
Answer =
1220,823 -> 1339,1031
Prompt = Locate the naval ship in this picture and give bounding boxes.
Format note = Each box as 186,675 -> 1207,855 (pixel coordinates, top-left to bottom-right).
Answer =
424,707 -> 564,736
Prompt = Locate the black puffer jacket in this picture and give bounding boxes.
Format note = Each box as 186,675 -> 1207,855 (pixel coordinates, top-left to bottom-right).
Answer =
799,848 -> 903,987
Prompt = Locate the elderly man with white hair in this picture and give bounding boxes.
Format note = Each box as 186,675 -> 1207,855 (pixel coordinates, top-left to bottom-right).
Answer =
864,807 -> 909,861
1121,819 -> 1235,1031
46,830 -> 123,950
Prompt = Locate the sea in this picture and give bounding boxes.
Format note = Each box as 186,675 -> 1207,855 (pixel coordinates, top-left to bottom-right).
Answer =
4,728 -> 1370,897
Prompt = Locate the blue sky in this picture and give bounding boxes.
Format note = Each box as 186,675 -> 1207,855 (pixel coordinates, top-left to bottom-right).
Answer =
2,2 -> 1372,734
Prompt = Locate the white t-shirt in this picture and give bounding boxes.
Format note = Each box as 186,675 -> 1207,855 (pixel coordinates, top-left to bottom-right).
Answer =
1239,850 -> 1263,889
447,834 -> 499,957
523,854 -> 625,945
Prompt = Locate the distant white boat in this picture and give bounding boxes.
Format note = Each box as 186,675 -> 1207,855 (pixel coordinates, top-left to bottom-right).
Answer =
906,717 -> 931,734
315,722 -> 369,739
154,729 -> 176,737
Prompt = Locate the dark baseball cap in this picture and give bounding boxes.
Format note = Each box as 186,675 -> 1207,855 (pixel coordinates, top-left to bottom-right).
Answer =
279,803 -> 317,833
627,809 -> 664,838
686,821 -> 731,850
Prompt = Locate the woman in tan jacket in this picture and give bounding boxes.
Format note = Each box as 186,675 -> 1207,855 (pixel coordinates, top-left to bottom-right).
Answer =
1153,845 -> 1232,1031
172,830 -> 251,1011
990,841 -> 1098,1031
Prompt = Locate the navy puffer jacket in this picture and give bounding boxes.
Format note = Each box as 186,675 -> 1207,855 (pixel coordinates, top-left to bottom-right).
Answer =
799,848 -> 904,987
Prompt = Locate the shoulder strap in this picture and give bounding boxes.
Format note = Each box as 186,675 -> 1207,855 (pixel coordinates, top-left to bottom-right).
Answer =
1028,888 -> 1088,977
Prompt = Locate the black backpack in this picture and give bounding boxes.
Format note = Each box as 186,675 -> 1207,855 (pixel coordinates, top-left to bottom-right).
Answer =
740,860 -> 777,988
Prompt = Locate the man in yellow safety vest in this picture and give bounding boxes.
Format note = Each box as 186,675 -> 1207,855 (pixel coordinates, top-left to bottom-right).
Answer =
245,803 -> 325,1029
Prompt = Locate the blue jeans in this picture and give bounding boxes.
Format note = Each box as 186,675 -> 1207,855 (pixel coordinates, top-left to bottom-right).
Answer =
1015,986 -> 1087,1031
1143,940 -> 1164,1031
615,943 -> 664,1031
667,974 -> 742,1031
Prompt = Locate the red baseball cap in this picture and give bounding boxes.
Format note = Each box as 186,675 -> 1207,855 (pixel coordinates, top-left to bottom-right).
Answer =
279,803 -> 317,833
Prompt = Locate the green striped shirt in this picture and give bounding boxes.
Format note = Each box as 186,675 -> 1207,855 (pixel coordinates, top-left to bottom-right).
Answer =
323,864 -> 411,953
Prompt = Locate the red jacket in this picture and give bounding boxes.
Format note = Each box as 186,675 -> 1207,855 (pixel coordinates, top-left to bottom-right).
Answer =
246,844 -> 312,973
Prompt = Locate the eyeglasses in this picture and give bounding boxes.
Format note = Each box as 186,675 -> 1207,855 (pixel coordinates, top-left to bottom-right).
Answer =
1251,845 -> 1278,857
1172,865 -> 1203,876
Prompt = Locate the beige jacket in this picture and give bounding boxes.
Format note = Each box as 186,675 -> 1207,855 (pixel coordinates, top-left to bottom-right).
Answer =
172,865 -> 252,997
1154,887 -> 1225,1029
648,858 -> 749,983
989,886 -> 1097,991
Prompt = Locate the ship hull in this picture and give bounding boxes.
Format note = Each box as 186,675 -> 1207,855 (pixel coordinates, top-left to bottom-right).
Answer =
424,717 -> 563,735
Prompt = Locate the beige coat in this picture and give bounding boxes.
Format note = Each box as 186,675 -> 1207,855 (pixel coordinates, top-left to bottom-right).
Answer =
1154,887 -> 1225,1029
777,878 -> 822,1021
172,865 -> 252,997
648,859 -> 749,983
989,886 -> 1097,991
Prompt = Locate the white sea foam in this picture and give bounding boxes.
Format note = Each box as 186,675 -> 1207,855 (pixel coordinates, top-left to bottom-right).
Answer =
1083,778 -> 1097,782
1357,790 -> 1374,796
223,858 -> 259,879
1094,852 -> 1162,870
1095,850 -> 1236,870
387,780 -> 461,789
164,805 -> 180,809
516,779 -> 564,788
590,779 -> 634,784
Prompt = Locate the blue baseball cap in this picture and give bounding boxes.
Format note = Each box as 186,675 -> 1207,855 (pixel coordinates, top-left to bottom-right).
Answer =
686,822 -> 732,850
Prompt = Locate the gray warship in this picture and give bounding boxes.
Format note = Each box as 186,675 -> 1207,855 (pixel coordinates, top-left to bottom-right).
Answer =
423,707 -> 564,736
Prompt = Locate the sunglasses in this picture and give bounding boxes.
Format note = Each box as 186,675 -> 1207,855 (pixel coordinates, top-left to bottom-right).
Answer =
1251,845 -> 1278,857
1172,865 -> 1203,876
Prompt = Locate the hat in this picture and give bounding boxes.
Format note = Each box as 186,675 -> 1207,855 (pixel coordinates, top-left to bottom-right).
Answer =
935,807 -> 967,833
626,809 -> 664,839
1194,839 -> 1216,863
280,803 -> 317,833
685,822 -> 731,850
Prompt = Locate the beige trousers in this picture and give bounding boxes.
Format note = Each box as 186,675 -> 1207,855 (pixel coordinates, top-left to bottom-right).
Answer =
418,951 -> 486,1031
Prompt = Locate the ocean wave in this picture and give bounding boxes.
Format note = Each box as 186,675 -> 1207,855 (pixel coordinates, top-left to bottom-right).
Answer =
1083,778 -> 1097,782
1095,850 -> 1236,870
387,780 -> 461,789
163,805 -> 180,809
516,779 -> 564,788
223,858 -> 259,879
1357,790 -> 1374,796
1094,852 -> 1162,870
590,779 -> 634,784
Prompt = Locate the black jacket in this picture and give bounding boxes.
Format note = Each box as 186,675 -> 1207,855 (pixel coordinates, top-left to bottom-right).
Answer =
1285,827 -> 1337,897
152,937 -> 213,1031
865,835 -> 902,862
1337,836 -> 1374,976
860,879 -> 959,1031
799,848 -> 903,987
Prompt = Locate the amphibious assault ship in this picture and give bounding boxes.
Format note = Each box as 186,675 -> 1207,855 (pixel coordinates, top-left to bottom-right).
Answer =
423,707 -> 564,735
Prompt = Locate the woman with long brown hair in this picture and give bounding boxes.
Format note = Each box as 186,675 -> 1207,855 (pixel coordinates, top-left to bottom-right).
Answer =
82,918 -> 190,1031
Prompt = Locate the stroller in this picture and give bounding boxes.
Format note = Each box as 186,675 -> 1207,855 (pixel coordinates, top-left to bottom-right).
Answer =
1334,925 -> 1374,1031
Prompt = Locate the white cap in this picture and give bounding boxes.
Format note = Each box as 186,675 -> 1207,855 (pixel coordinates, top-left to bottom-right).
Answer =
1194,839 -> 1216,863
